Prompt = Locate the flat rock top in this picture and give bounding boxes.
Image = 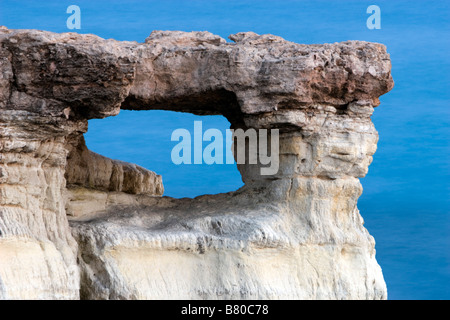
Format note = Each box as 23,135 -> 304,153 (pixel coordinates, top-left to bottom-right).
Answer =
0,27 -> 393,124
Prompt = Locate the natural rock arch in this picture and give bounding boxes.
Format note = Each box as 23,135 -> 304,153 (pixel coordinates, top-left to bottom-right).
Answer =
0,27 -> 393,299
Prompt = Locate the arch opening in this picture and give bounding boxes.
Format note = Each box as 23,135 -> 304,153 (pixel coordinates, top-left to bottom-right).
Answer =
83,110 -> 244,198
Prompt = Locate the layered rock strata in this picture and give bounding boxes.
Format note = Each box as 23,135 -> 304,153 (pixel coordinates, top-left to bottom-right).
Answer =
0,27 -> 393,299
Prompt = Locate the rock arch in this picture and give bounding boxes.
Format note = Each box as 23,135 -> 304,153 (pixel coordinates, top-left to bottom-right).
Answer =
0,27 -> 393,299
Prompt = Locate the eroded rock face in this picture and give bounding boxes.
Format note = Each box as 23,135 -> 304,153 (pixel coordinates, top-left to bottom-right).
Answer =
0,27 -> 393,299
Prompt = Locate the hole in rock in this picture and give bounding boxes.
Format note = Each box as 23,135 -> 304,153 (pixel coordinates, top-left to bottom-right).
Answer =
84,110 -> 244,198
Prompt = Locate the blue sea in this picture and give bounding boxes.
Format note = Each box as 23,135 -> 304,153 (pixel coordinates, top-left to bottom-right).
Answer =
1,0 -> 448,300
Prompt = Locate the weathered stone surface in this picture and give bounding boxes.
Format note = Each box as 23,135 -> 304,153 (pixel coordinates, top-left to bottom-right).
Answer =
0,136 -> 80,299
65,135 -> 163,196
0,26 -> 393,299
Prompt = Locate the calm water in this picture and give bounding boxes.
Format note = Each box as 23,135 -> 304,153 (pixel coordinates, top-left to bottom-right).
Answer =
2,0 -> 449,300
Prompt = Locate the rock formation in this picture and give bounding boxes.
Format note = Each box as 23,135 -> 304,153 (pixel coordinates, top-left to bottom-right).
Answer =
0,27 -> 393,299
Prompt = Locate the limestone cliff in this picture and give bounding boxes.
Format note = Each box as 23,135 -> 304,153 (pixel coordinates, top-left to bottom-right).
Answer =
0,27 -> 393,299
